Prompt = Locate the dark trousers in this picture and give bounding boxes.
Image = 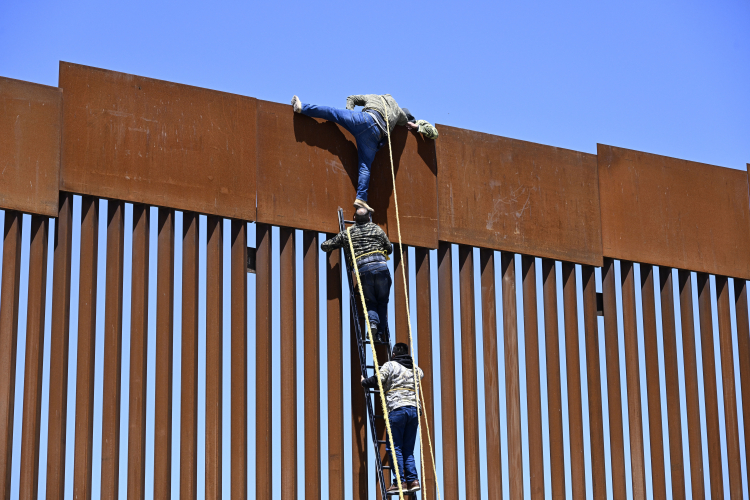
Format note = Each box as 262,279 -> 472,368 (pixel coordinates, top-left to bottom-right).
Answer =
387,405 -> 420,482
358,262 -> 391,337
300,103 -> 383,202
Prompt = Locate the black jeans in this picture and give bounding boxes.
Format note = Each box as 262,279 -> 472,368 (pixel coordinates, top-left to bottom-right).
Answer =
358,262 -> 392,338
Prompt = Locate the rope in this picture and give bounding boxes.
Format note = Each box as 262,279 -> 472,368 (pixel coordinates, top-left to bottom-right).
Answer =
346,226 -> 406,500
380,96 -> 442,500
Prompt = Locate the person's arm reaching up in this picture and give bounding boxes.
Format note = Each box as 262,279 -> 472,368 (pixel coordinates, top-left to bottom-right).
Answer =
346,95 -> 367,110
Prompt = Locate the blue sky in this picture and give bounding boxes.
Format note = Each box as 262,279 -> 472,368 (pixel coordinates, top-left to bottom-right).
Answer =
1,1 -> 749,499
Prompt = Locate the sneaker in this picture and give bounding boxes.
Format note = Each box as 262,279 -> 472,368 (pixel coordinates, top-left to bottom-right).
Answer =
291,95 -> 302,113
386,482 -> 408,495
407,479 -> 421,492
354,198 -> 374,212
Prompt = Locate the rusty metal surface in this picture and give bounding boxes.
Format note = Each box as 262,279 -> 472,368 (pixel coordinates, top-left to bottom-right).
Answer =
18,215 -> 48,498
127,204 -> 149,500
303,231 -> 321,500
641,265 -> 667,498
716,276 -> 742,497
255,223 -> 272,500
479,249 -> 501,500
735,279 -> 750,487
350,309 -> 368,499
326,238 -> 344,500
598,145 -> 750,280
458,245 -> 481,498
542,259 -> 564,499
0,77 -> 61,217
74,196 -> 98,499
659,269 -> 685,498
677,270 -> 704,498
0,211 -> 22,499
561,262 -> 586,499
255,100 -> 438,248
394,247 -> 410,344
58,62 -> 257,221
101,201 -> 124,499
230,221 -> 248,498
501,252 -> 523,499
415,247 -> 436,500
181,212 -> 199,499
521,255 -> 544,500
279,227 -> 297,499
697,273 -> 723,499
46,194 -> 73,500
153,208 -> 174,499
436,126 -> 602,266
601,259 -> 626,498
437,242 -> 458,498
205,216 -> 222,500
620,261 -> 646,500
582,265 -> 606,499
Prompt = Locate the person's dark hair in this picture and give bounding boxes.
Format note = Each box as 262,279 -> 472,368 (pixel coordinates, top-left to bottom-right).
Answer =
392,342 -> 409,356
354,207 -> 370,224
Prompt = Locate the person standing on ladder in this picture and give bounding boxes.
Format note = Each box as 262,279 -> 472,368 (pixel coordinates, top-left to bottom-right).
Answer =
321,207 -> 393,342
291,93 -> 438,212
361,342 -> 424,494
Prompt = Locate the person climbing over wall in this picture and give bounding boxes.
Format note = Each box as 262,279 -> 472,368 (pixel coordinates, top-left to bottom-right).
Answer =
321,207 -> 393,342
361,342 -> 424,494
292,94 -> 438,212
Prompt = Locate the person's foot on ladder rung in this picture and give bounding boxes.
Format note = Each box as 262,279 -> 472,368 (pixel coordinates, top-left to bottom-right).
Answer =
407,479 -> 420,492
386,482 -> 408,495
354,198 -> 374,213
291,95 -> 302,113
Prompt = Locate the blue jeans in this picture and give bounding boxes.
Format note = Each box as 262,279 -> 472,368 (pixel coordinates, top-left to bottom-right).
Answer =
301,103 -> 383,202
359,262 -> 391,337
387,405 -> 420,482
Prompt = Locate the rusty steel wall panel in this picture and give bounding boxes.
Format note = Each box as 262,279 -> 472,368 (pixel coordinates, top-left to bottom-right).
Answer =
0,77 -> 61,217
205,216 -> 223,500
255,223 -> 272,500
436,126 -> 602,266
415,247 -> 436,500
542,258 -> 565,499
501,252 -> 523,499
522,255 -> 544,500
279,227 -> 297,499
326,238 -> 345,500
303,231 -> 321,500
0,211 -> 22,499
561,262 -> 586,498
154,208 -> 174,499
479,249 -> 502,500
697,273 -> 723,499
230,221 -> 248,498
18,215 -> 48,499
101,201 -> 124,500
677,270 -> 705,499
582,265 -> 606,499
620,262 -> 646,500
734,279 -> 750,487
659,269 -> 686,498
73,197 -> 99,499
640,265 -> 667,498
437,242 -> 459,498
255,100 -> 438,248
394,247 -> 410,345
181,212 -> 199,499
350,309 -> 368,499
59,62 -> 257,221
46,194 -> 73,500
598,145 -> 750,280
127,204 -> 149,500
715,276 -> 742,497
458,245 -> 481,498
601,259 -> 626,499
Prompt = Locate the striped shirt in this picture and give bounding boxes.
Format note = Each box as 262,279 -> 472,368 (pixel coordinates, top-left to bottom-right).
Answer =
320,222 -> 393,267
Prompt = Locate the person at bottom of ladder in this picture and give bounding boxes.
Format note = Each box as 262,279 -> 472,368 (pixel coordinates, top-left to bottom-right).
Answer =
321,207 -> 393,342
361,342 -> 425,494
291,93 -> 437,212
